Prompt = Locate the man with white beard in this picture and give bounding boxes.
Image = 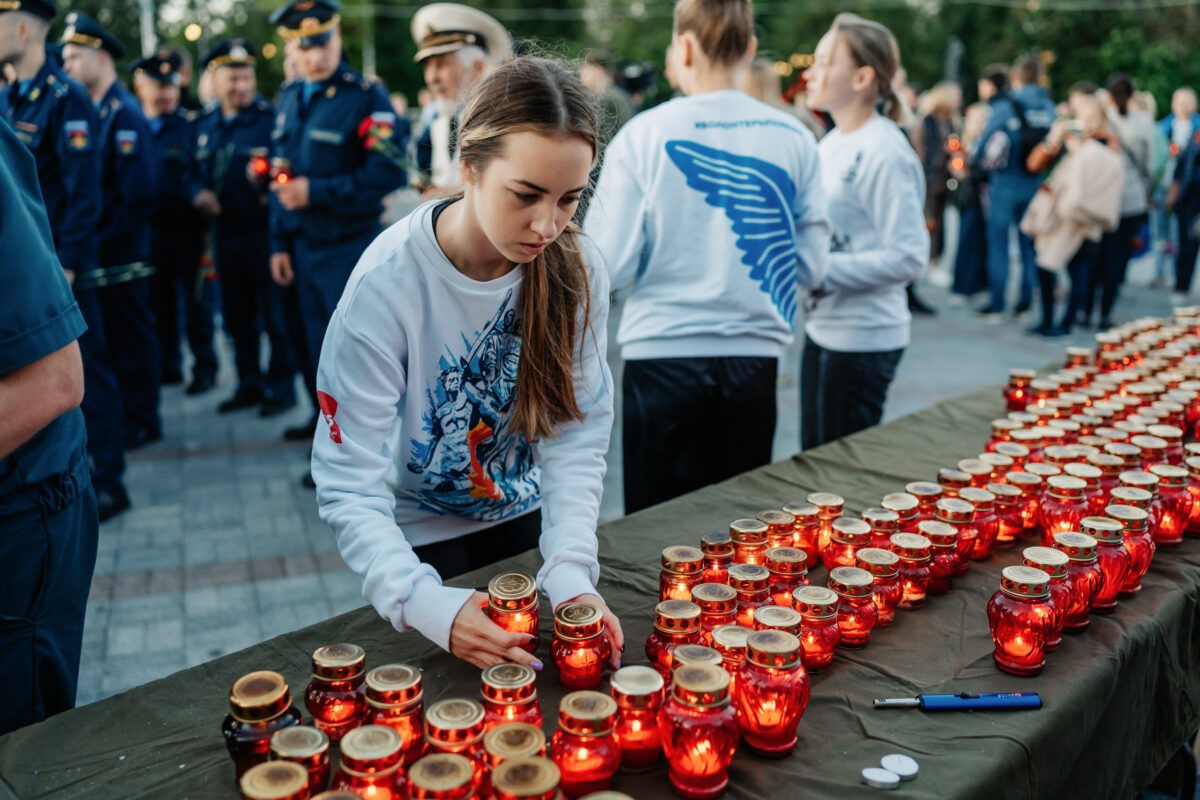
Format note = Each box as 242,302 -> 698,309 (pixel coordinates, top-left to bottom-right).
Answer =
411,3 -> 512,195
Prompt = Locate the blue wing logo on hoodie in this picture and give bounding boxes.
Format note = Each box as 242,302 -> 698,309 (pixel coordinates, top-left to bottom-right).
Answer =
665,140 -> 800,322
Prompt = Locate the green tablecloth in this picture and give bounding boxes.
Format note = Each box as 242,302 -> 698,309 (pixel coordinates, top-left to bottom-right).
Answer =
3,385 -> 1200,799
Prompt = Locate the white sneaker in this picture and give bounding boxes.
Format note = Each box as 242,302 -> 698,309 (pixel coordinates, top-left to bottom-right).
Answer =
925,267 -> 952,288
981,312 -> 1004,325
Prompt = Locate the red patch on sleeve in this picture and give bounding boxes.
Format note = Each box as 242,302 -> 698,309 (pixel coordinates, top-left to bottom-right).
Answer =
317,391 -> 342,444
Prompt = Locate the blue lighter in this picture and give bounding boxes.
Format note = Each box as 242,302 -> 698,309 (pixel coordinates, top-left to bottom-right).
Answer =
873,692 -> 1043,711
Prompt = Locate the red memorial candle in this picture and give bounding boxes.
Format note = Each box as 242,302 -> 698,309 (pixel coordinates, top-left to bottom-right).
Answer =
660,546 -> 705,602
958,458 -> 994,489
988,482 -> 1024,547
691,582 -> 737,643
329,725 -> 407,799
483,723 -> 546,797
920,520 -> 959,595
807,492 -> 845,558
959,487 -> 999,560
644,599 -> 703,681
758,510 -> 798,550
1081,516 -> 1130,613
1186,456 -> 1200,538
1107,503 -> 1155,597
764,546 -> 809,606
729,518 -> 768,565
880,492 -> 920,534
550,691 -> 620,799
783,502 -> 821,569
889,532 -> 932,610
1148,464 -> 1192,546
364,664 -> 424,767
698,532 -> 734,584
905,481 -> 943,524
553,602 -> 612,691
935,497 -> 977,576
828,566 -> 877,648
305,643 -> 367,744
423,698 -> 486,771
481,663 -> 542,731
1022,546 -> 1072,651
269,726 -> 330,798
791,586 -> 840,672
733,630 -> 809,757
710,624 -> 751,695
986,566 -> 1058,676
240,761 -> 310,800
862,507 -> 900,549
751,606 -> 802,637
487,573 -> 540,653
1052,532 -> 1103,631
1038,475 -> 1088,546
856,547 -> 902,627
610,665 -> 665,772
490,757 -> 562,800
823,517 -> 871,570
727,564 -> 771,629
222,670 -> 303,778
1005,368 -> 1037,411
1005,471 -> 1043,533
406,753 -> 477,800
658,664 -> 741,800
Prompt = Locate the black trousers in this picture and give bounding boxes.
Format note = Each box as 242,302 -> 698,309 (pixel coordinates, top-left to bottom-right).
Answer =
97,276 -> 161,439
150,228 -> 216,382
413,510 -> 542,581
1084,213 -> 1147,324
622,356 -> 777,515
1176,206 -> 1200,295
800,336 -> 903,451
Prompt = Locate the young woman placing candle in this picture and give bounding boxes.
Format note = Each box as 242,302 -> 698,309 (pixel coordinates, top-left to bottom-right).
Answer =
311,57 -> 623,671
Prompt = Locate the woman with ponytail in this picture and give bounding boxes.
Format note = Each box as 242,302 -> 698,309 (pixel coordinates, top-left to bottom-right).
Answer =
311,57 -> 623,670
800,13 -> 929,449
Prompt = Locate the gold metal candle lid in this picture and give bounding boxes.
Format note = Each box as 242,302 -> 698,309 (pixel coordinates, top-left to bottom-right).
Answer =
407,753 -> 475,793
1148,424 -> 1184,441
916,520 -> 957,548
365,663 -> 422,706
888,532 -> 932,561
986,482 -> 1022,506
484,722 -> 546,761
1149,463 -> 1187,486
727,563 -> 770,592
764,546 -> 808,575
745,629 -> 802,669
994,442 -> 1031,461
1104,504 -> 1150,531
782,501 -> 819,521
861,507 -> 900,530
935,497 -> 974,523
1000,566 -> 1051,600
1022,546 -> 1069,578
1110,486 -> 1152,509
1046,475 -> 1087,498
671,663 -> 731,707
690,582 -> 737,613
938,468 -> 972,487
555,602 -> 604,639
489,572 -> 538,611
481,663 -> 537,701
1044,445 -> 1080,465
792,585 -> 839,617
1080,516 -> 1124,544
1119,469 -> 1160,490
229,670 -> 292,722
240,761 -> 309,800
980,452 -> 1014,470
661,545 -> 704,574
729,518 -> 768,543
1187,455 -> 1200,477
672,644 -> 723,670
425,698 -> 486,733
757,509 -> 796,530
905,481 -> 942,500
856,547 -> 900,577
311,642 -> 365,681
958,487 -> 995,510
711,623 -> 753,652
1131,434 -> 1169,453
270,725 -> 328,759
699,531 -> 734,556
340,725 -> 402,771
491,757 -> 562,797
1064,463 -> 1101,485
310,792 -> 361,800
1009,367 -> 1037,381
1025,463 -> 1063,480
1052,531 -> 1099,561
1087,453 -> 1124,475
957,458 -> 993,479
1006,471 -> 1041,493
558,691 -> 618,734
828,566 -> 874,598
653,599 -> 702,634
752,605 -> 802,633
880,493 -> 919,516
992,417 -> 1023,434
806,492 -> 845,512
830,517 -> 871,545
609,665 -> 664,708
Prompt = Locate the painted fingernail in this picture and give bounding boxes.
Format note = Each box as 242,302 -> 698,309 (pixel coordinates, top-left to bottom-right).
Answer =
531,659 -> 544,671
615,659 -> 622,670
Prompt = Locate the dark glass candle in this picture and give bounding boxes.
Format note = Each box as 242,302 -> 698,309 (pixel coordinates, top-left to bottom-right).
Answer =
222,670 -> 303,778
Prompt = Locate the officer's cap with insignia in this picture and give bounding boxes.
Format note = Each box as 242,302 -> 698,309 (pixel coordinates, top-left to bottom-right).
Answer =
270,0 -> 340,50
128,48 -> 183,85
411,3 -> 512,65
59,10 -> 125,60
200,37 -> 257,70
0,0 -> 56,21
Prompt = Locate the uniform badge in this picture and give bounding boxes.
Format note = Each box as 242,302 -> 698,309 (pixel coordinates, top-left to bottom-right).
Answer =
325,86 -> 336,98
65,119 -> 90,151
29,88 -> 40,101
115,129 -> 138,154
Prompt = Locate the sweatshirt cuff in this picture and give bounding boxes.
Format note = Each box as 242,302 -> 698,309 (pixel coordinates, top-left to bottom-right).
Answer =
540,562 -> 598,613
403,582 -> 475,653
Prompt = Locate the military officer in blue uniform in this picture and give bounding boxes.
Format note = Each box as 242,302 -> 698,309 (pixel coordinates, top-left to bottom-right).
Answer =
0,0 -> 130,521
268,0 -> 406,444
131,48 -> 217,396
190,37 -> 297,417
0,114 -> 99,734
61,13 -> 162,451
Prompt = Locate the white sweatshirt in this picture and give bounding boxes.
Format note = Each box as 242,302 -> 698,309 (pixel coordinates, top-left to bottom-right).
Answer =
585,90 -> 830,360
805,114 -> 929,353
312,200 -> 614,652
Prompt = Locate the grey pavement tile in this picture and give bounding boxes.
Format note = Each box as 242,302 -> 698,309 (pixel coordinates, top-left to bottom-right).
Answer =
143,619 -> 185,654
105,622 -> 147,659
107,593 -> 185,626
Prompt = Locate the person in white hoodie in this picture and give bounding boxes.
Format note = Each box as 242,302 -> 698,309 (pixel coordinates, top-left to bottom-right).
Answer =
585,0 -> 829,514
311,57 -> 623,671
800,13 -> 929,449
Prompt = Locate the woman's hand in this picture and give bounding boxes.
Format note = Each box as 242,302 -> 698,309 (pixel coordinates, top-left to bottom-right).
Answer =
449,591 -> 542,670
564,593 -> 625,669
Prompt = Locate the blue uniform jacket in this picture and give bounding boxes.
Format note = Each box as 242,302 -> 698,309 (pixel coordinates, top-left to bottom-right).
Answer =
268,65 -> 405,253
189,97 -> 274,242
0,59 -> 101,274
973,85 -> 1057,193
148,107 -> 202,232
96,81 -> 157,267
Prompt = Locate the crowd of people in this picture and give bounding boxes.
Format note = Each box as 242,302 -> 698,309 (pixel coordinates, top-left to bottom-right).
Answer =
0,0 -> 1188,749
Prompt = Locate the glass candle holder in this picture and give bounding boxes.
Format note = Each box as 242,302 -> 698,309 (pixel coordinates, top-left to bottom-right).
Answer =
658,664 -> 741,800
240,761 -> 310,800
691,582 -> 738,643
1048,419 -> 1082,446
553,602 -> 612,691
938,467 -> 972,498
305,643 -> 367,744
729,518 -> 768,565
828,566 -> 877,648
958,458 -> 994,488
1131,434 -> 1170,470
487,572 -> 540,654
269,156 -> 292,184
979,452 -> 1015,483
781,502 -> 821,571
764,546 -> 809,606
645,599 -> 703,681
423,698 -> 486,771
1105,504 -> 1155,596
889,532 -> 932,610
960,487 -> 999,560
1005,368 -> 1038,411
919,521 -> 958,595
791,586 -> 840,671
823,517 -> 871,570
758,510 -> 798,550
551,691 -> 620,799
1051,532 -> 1103,631
935,497 -> 977,576
364,664 -> 424,767
1005,471 -> 1043,533
862,507 -> 900,549
807,492 -> 845,558
1064,346 -> 1091,368
727,564 -> 771,629
989,418 -> 1023,452
609,665 -> 665,772
1044,445 -> 1080,469
1080,517 -> 1130,614
698,532 -> 734,584
855,548 -> 902,627
269,726 -> 330,798
1148,424 -> 1185,464
1063,462 -> 1104,518
1186,456 -> 1200,537
490,757 -> 561,800
880,493 -> 919,534
986,566 -> 1057,677
710,624 -> 751,694
484,722 -> 546,773
672,644 -> 724,674
331,725 -> 407,799
1110,485 -> 1153,514
1104,441 -> 1140,469
482,663 -> 542,731
1119,469 -> 1160,520
751,605 -> 803,636
987,482 -> 1024,547
1148,464 -> 1192,546
222,670 -> 304,778
246,147 -> 271,186
905,481 -> 943,524
407,753 -> 477,800
1038,475 -> 1088,546
660,546 -> 705,602
1022,546 -> 1072,651
994,442 -> 1031,470
734,630 -> 809,756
